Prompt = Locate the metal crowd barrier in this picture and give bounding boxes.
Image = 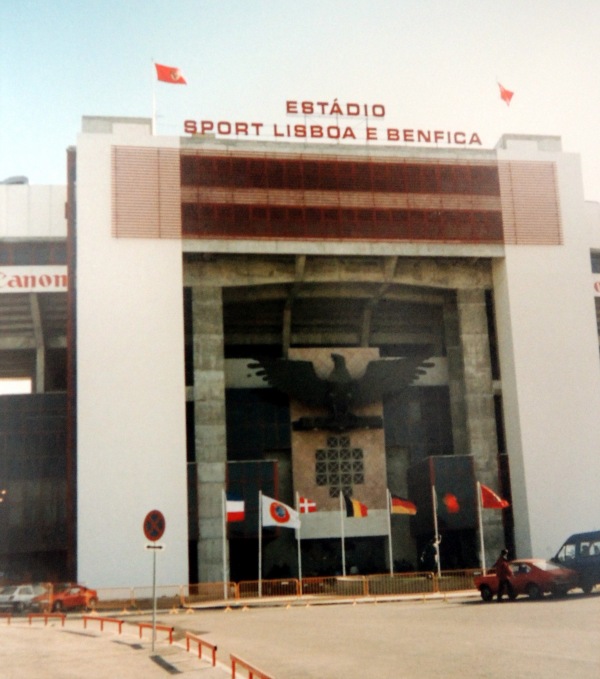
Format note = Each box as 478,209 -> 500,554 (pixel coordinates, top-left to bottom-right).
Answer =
182,581 -> 237,606
231,653 -> 275,679
85,569 -> 479,611
366,572 -> 437,596
435,569 -> 481,593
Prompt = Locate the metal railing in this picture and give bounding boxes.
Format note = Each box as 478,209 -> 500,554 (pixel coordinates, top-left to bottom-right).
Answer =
66,570 -> 480,612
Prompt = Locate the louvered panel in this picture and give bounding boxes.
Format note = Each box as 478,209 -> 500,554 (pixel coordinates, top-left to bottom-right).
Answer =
498,161 -> 562,245
181,186 -> 501,212
180,149 -> 501,196
180,146 -> 502,179
180,149 -> 504,244
112,146 -> 181,239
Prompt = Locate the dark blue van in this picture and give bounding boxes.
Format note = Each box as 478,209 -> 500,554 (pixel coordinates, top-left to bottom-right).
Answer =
552,531 -> 600,594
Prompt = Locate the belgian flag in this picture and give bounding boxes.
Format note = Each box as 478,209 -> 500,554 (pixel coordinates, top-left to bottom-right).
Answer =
344,494 -> 368,517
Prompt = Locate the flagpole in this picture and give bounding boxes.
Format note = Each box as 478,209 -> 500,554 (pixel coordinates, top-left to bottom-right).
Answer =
432,484 -> 441,577
258,490 -> 263,598
151,59 -> 157,135
295,492 -> 303,585
476,481 -> 487,574
222,489 -> 228,600
387,489 -> 394,575
340,493 -> 346,577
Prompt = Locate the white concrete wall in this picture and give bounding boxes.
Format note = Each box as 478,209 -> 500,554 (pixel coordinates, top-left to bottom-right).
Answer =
76,120 -> 188,588
587,201 -> 600,250
0,185 -> 66,238
493,139 -> 600,559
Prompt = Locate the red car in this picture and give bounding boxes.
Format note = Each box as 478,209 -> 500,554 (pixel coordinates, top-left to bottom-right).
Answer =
36,584 -> 98,612
474,559 -> 578,601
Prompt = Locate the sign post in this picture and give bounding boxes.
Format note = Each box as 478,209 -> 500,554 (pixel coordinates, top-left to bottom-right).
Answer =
143,509 -> 166,652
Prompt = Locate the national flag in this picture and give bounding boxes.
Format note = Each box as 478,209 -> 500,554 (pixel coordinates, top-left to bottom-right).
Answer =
344,495 -> 368,518
390,495 -> 417,515
155,63 -> 187,85
480,484 -> 510,509
498,82 -> 514,106
298,496 -> 317,513
226,493 -> 245,522
438,491 -> 460,514
261,495 -> 300,529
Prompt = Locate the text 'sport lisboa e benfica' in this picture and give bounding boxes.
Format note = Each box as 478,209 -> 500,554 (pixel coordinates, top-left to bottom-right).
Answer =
184,99 -> 483,145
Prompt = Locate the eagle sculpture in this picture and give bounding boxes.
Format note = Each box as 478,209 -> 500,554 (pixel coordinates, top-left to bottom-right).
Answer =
248,352 -> 433,431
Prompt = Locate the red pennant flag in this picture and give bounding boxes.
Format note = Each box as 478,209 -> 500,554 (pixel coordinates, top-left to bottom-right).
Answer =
480,484 -> 510,509
442,493 -> 460,514
155,63 -> 187,85
498,82 -> 514,106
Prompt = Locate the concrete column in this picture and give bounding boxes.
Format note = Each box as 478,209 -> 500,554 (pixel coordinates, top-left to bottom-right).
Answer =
192,286 -> 227,583
444,298 -> 468,456
386,445 -> 418,568
29,293 -> 45,393
447,290 -> 505,565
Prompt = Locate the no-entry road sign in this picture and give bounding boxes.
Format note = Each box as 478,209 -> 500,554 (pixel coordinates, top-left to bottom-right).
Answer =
143,509 -> 166,542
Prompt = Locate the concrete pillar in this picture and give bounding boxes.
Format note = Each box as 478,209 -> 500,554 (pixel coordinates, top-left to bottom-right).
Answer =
29,293 -> 45,393
192,286 -> 227,583
386,445 -> 418,568
447,290 -> 505,565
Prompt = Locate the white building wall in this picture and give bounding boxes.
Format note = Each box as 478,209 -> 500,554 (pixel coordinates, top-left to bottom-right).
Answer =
493,138 -> 600,559
0,184 -> 66,238
587,201 -> 600,251
76,119 -> 188,588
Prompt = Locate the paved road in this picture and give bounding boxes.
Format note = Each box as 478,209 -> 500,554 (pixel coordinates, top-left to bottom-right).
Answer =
1,592 -> 599,678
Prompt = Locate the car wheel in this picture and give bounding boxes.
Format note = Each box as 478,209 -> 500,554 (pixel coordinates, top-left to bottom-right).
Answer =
13,602 -> 24,614
53,601 -> 63,612
86,598 -> 98,610
581,579 -> 594,595
480,585 -> 493,602
526,583 -> 542,600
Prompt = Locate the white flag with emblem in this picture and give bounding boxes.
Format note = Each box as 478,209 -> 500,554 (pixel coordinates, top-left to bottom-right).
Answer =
261,495 -> 300,529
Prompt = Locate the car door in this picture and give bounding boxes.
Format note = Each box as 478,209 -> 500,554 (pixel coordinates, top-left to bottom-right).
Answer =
70,587 -> 86,608
509,563 -> 530,594
19,586 -> 33,603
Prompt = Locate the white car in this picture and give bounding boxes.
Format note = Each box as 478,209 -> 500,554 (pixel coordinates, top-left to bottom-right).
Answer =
0,584 -> 47,613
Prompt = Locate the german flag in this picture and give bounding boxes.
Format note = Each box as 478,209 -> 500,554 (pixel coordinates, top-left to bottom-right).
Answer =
390,495 -> 417,515
344,495 -> 368,517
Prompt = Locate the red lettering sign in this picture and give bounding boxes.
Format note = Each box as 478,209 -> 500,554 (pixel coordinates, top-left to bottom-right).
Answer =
183,101 -> 482,147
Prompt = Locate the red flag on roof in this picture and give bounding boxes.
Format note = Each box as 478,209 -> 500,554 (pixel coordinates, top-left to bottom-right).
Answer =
155,63 -> 187,85
498,82 -> 514,106
480,484 -> 510,509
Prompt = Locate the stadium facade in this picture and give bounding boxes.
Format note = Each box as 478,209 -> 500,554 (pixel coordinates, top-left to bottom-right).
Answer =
1,115 -> 600,588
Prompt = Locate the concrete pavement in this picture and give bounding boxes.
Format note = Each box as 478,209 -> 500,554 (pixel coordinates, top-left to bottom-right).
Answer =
0,615 -> 228,679
1,591 -> 599,678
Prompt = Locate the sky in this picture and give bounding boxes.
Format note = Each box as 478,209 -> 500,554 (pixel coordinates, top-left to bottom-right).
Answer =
1,0 -> 600,202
